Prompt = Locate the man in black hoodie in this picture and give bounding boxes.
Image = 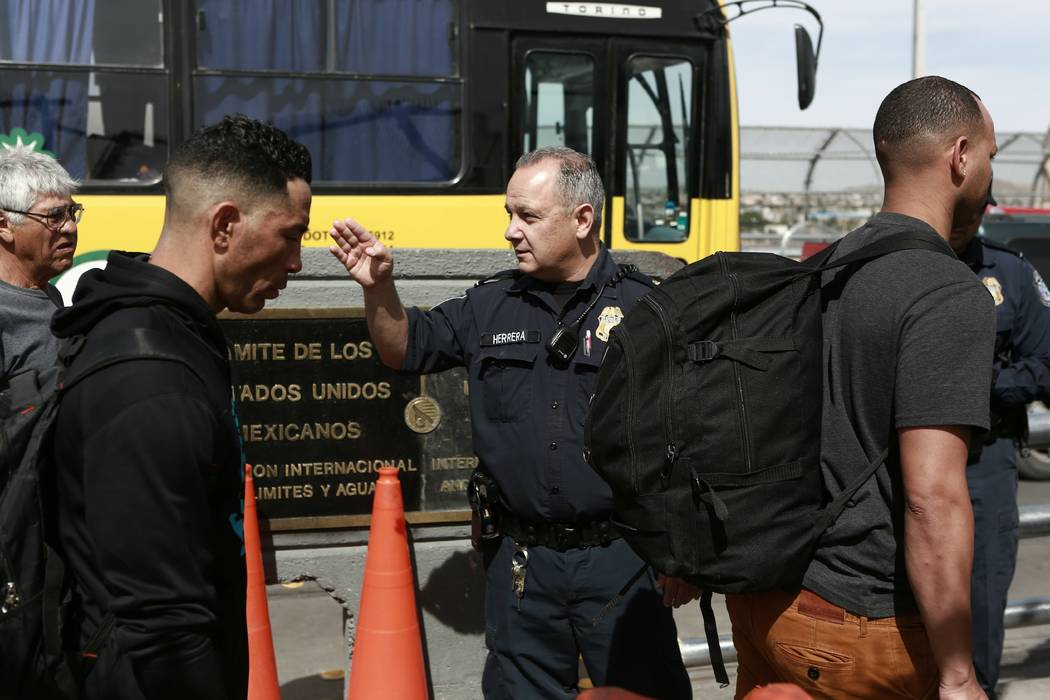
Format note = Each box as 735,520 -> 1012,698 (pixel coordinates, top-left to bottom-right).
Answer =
51,115 -> 312,700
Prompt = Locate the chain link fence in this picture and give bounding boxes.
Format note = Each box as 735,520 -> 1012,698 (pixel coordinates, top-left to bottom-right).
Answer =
740,125 -> 1050,256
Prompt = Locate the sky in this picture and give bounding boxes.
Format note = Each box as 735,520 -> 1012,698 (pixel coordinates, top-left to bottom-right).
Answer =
728,0 -> 1050,133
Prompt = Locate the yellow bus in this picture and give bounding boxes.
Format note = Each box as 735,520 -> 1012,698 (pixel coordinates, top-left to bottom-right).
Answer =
1,0 -> 821,289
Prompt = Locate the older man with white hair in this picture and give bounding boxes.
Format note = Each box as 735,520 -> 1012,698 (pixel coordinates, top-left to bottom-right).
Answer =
0,147 -> 80,381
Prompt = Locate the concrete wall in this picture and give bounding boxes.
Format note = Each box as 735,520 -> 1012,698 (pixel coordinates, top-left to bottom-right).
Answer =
264,248 -> 683,698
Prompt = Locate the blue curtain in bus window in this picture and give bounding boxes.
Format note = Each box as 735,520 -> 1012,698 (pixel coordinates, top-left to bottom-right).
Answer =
194,1 -> 324,176
323,81 -> 459,182
195,0 -> 324,71
336,0 -> 456,77
0,0 -> 93,177
195,77 -> 324,181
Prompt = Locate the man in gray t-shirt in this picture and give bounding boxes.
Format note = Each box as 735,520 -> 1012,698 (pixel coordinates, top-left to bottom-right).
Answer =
728,77 -> 997,700
0,148 -> 80,383
806,211 -> 994,620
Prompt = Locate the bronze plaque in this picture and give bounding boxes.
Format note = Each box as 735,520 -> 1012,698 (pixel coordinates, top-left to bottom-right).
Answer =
221,310 -> 474,529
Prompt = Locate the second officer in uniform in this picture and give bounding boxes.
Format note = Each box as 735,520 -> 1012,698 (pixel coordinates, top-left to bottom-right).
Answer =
330,146 -> 694,699
949,187 -> 1050,698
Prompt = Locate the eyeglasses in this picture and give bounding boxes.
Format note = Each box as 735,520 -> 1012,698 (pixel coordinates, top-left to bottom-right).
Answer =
3,203 -> 84,231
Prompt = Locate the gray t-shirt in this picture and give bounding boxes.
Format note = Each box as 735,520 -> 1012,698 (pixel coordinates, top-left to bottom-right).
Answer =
802,212 -> 996,618
0,279 -> 61,383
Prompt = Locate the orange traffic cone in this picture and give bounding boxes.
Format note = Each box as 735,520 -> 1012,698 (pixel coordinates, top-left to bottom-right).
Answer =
244,465 -> 281,699
347,467 -> 428,699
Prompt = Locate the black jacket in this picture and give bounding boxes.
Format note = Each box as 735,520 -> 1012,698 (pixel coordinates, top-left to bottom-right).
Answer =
51,252 -> 247,700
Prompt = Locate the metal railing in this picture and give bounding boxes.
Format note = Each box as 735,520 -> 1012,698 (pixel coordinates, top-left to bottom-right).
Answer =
681,504 -> 1050,668
1027,411 -> 1050,449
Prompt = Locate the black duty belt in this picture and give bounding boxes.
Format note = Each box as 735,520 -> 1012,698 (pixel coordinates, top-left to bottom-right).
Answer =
500,512 -> 621,551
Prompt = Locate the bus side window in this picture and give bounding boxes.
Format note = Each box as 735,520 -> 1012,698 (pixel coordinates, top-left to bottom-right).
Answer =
624,56 -> 693,242
0,0 -> 168,182
193,0 -> 462,184
523,52 -> 595,157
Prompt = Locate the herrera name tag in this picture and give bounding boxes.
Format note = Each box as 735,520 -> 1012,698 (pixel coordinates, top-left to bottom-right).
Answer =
480,330 -> 541,347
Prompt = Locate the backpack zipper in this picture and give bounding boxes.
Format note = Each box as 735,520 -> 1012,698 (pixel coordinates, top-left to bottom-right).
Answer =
616,329 -> 641,494
719,255 -> 754,473
0,548 -> 18,614
641,294 -> 678,482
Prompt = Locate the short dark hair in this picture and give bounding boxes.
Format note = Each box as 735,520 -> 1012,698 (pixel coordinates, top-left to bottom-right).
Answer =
164,115 -> 312,207
873,76 -> 984,166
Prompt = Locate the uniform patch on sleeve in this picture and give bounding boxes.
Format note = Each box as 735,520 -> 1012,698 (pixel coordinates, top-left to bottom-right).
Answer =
1035,270 -> 1050,307
981,276 -> 1005,306
480,330 -> 541,346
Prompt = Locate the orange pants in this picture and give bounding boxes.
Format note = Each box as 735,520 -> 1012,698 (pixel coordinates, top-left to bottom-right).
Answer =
726,589 -> 938,700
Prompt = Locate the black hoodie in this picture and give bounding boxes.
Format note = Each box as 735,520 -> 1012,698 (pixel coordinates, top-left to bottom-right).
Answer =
51,252 -> 247,700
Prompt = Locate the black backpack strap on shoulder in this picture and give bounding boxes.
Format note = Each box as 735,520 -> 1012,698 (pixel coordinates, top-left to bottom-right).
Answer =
802,238 -> 842,267
61,328 -> 205,393
811,232 -> 956,275
43,284 -> 64,308
700,590 -> 730,687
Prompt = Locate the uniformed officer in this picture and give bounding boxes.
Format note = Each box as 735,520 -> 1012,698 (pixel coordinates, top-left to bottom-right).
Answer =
330,147 -> 694,699
949,188 -> 1050,699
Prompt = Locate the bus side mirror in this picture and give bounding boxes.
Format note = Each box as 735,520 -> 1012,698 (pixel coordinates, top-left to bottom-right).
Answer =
794,24 -> 817,110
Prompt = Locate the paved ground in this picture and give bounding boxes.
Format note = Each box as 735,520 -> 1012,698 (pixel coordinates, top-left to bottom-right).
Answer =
270,480 -> 1050,699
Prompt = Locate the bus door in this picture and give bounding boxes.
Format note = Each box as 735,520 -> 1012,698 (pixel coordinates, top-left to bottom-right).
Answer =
511,35 -> 709,261
613,39 -> 707,261
511,36 -> 608,186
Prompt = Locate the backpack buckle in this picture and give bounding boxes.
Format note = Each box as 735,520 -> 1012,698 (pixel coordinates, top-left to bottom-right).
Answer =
690,340 -> 720,362
2,581 -> 20,613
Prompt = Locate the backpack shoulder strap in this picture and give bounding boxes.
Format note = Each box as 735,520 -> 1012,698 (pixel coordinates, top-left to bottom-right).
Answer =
811,231 -> 956,274
60,327 -> 205,393
43,284 -> 64,308
813,448 -> 890,538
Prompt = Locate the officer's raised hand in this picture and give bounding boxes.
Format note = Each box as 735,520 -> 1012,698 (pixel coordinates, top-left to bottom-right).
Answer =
329,217 -> 394,288
329,216 -> 407,368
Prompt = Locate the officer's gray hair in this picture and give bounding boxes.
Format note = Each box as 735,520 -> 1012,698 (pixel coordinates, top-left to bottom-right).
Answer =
515,146 -> 604,235
0,149 -> 78,225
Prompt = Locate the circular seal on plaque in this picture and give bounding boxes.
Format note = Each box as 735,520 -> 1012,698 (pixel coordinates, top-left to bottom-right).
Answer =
404,396 -> 442,434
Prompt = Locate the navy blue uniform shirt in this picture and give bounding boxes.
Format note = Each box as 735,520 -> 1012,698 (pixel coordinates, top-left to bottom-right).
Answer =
960,237 -> 1050,409
402,247 -> 652,523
